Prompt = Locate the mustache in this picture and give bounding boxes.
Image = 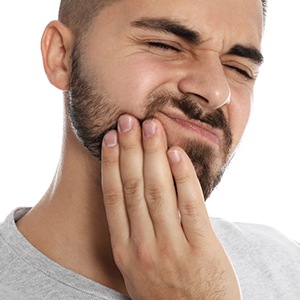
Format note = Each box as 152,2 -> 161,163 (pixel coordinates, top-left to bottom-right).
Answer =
96,93 -> 233,152
143,93 -> 233,151
93,93 -> 233,159
144,93 -> 229,130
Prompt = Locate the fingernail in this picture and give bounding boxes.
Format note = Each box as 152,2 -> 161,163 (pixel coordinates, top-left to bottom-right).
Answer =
118,115 -> 133,133
168,150 -> 182,164
142,120 -> 157,138
103,130 -> 118,147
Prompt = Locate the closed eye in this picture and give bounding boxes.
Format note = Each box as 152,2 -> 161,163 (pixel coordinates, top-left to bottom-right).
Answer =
225,65 -> 254,80
147,41 -> 181,52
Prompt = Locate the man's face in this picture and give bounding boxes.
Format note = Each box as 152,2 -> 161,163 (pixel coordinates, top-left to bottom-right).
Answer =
67,0 -> 263,199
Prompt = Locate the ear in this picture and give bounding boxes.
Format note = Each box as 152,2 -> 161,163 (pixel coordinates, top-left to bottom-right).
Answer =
41,21 -> 73,91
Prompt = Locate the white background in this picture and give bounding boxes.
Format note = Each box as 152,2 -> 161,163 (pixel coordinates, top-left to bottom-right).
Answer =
0,1 -> 299,240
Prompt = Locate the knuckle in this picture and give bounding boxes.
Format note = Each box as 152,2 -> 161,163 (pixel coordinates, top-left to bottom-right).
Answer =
180,202 -> 210,238
120,141 -> 137,151
123,178 -> 142,198
180,201 -> 198,217
145,183 -> 164,201
102,190 -> 123,207
175,172 -> 192,185
133,243 -> 154,270
143,145 -> 159,155
102,156 -> 119,167
145,185 -> 167,220
112,245 -> 127,270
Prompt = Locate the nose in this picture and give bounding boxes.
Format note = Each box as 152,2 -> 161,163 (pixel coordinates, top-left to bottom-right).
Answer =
177,53 -> 231,110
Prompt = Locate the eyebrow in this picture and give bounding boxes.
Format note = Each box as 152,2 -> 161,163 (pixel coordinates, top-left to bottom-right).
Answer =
131,17 -> 201,45
227,44 -> 264,66
131,17 -> 264,66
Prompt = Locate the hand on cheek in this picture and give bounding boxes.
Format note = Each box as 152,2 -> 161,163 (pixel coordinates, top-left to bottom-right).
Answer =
101,114 -> 241,300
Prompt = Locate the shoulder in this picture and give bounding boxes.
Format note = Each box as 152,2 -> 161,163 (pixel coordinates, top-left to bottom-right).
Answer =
0,211 -> 26,299
210,218 -> 300,299
211,217 -> 300,253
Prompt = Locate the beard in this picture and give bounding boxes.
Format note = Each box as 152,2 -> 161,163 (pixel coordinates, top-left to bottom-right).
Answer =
67,45 -> 233,200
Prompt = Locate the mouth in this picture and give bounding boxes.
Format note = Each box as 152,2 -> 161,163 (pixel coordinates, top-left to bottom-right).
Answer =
156,111 -> 221,146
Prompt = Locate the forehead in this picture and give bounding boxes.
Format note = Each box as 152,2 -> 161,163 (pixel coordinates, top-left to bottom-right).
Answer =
90,0 -> 263,50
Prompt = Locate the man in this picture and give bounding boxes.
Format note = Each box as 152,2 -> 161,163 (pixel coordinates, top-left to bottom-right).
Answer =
0,0 -> 299,299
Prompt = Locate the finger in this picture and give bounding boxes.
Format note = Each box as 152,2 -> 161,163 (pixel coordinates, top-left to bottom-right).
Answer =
142,119 -> 183,239
117,115 -> 154,240
167,146 -> 213,246
101,130 -> 130,245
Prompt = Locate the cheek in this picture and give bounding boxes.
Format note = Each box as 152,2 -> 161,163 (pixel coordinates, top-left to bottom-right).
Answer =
98,56 -> 174,118
228,88 -> 252,150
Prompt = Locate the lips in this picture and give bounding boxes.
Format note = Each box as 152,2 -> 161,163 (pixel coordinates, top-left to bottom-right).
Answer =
157,111 -> 221,146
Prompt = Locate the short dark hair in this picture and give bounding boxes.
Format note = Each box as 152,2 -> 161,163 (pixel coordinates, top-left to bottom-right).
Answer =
59,0 -> 267,39
58,0 -> 118,37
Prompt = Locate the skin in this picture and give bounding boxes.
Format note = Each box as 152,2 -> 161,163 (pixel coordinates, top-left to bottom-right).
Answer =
17,0 -> 263,298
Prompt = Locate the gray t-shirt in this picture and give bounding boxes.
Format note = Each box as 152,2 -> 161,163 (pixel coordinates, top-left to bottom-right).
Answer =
1,208 -> 300,299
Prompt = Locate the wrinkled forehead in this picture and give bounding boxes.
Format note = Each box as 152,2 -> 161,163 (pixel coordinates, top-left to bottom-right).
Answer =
88,0 -> 263,49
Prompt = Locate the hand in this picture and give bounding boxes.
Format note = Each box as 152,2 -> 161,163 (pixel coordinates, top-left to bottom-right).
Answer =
101,114 -> 241,299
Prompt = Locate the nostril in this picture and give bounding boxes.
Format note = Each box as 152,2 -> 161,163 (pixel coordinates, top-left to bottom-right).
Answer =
189,93 -> 210,105
187,90 -> 230,110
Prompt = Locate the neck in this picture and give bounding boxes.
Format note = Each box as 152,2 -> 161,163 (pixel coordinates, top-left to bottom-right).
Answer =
17,120 -> 127,295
